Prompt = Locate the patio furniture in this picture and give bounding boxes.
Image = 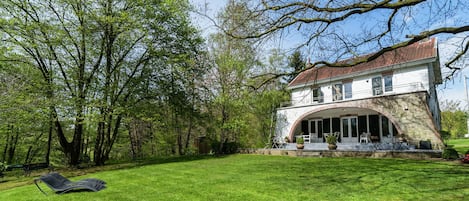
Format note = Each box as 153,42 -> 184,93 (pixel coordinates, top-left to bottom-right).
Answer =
272,137 -> 286,149
303,134 -> 311,143
34,172 -> 106,195
359,133 -> 371,143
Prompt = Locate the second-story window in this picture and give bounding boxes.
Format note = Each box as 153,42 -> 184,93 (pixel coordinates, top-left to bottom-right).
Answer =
372,77 -> 383,96
372,75 -> 393,96
384,75 -> 393,92
312,88 -> 323,103
332,83 -> 343,101
344,82 -> 352,99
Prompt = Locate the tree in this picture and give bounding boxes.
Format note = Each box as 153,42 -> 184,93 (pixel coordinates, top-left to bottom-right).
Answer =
286,50 -> 305,83
0,61 -> 49,165
223,0 -> 469,85
205,0 -> 262,153
0,0 -> 203,166
440,100 -> 468,138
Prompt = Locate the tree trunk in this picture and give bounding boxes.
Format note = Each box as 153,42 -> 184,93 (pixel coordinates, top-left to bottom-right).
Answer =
218,106 -> 228,154
129,119 -> 143,159
7,132 -> 19,164
94,113 -> 122,166
2,131 -> 9,163
53,108 -> 82,167
94,121 -> 105,166
45,112 -> 53,165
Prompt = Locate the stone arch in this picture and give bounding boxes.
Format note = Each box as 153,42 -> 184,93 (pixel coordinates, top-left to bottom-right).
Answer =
287,105 -> 403,140
282,92 -> 443,148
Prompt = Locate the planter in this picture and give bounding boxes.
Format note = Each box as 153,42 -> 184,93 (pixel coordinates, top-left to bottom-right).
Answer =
328,144 -> 337,150
296,144 -> 304,149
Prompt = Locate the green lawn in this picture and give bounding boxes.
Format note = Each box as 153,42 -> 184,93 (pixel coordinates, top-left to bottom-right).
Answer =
1,155 -> 469,201
447,138 -> 469,155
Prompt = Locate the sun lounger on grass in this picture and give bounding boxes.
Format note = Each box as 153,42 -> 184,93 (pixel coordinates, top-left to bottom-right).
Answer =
34,172 -> 106,195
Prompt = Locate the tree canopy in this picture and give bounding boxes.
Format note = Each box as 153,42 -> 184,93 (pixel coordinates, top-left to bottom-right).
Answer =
0,0 -> 204,166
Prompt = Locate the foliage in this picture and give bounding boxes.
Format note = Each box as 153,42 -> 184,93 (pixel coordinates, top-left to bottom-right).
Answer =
0,62 -> 50,165
210,141 -> 239,155
447,138 -> 469,155
0,0 -> 205,166
439,130 -> 451,144
204,0 -> 289,152
2,155 -> 469,200
325,133 -> 338,145
440,100 -> 468,138
442,147 -> 460,160
286,50 -> 306,83
296,137 -> 304,144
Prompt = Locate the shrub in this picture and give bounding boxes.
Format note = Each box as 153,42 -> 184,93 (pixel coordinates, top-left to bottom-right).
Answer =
296,137 -> 304,144
442,147 -> 459,160
210,141 -> 239,155
326,133 -> 338,145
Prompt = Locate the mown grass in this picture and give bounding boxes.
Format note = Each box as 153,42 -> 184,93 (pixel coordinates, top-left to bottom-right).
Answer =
447,138 -> 469,155
1,154 -> 469,201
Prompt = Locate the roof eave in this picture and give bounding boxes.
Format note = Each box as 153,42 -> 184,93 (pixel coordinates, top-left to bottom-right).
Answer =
287,56 -> 438,90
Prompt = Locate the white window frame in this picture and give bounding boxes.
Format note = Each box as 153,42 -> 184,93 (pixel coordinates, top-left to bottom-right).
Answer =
343,82 -> 352,99
384,75 -> 393,92
372,76 -> 383,96
312,87 -> 323,103
372,75 -> 393,96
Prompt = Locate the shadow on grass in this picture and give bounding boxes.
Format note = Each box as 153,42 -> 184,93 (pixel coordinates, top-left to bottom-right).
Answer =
0,154 -> 228,191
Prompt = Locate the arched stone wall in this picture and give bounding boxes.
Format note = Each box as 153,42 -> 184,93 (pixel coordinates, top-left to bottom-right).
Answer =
286,92 -> 443,149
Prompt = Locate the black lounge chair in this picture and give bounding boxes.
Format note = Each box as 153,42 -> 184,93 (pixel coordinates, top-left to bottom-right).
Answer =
34,172 -> 106,195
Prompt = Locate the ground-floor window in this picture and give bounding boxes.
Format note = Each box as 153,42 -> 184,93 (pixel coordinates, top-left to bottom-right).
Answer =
299,114 -> 397,143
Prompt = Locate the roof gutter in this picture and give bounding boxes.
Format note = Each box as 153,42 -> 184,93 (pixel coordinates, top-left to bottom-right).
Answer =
287,57 -> 438,90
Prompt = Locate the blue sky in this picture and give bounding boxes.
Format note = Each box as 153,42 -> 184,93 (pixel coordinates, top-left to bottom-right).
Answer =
189,0 -> 469,109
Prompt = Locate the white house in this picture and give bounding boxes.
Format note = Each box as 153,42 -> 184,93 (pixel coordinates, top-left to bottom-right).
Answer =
276,38 -> 444,149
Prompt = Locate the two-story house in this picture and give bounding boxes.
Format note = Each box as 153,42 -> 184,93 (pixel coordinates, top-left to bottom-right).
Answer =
276,38 -> 443,149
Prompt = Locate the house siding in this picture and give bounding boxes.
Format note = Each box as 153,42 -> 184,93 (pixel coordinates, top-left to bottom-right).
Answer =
289,64 -> 431,107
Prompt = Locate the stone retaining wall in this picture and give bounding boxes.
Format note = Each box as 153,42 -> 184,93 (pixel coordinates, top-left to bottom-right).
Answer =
239,148 -> 442,159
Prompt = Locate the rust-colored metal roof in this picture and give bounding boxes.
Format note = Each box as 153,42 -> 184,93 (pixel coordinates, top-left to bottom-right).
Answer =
289,38 -> 437,87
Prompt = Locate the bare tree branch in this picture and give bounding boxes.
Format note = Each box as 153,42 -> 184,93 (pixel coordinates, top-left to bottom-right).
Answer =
216,0 -> 469,89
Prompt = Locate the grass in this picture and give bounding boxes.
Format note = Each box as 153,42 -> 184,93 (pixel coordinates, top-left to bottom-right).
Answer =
1,154 -> 469,201
447,138 -> 469,155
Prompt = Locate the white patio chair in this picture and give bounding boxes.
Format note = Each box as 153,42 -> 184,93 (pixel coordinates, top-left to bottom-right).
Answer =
272,137 -> 286,149
359,132 -> 371,143
303,134 -> 311,143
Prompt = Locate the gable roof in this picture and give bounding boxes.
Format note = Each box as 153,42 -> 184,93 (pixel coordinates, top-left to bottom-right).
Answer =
288,38 -> 440,88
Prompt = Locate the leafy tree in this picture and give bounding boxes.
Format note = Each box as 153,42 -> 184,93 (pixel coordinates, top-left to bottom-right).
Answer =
205,0 -> 261,153
286,50 -> 306,83
0,0 -> 204,166
440,100 -> 468,138
202,1 -> 292,152
0,61 -> 49,165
